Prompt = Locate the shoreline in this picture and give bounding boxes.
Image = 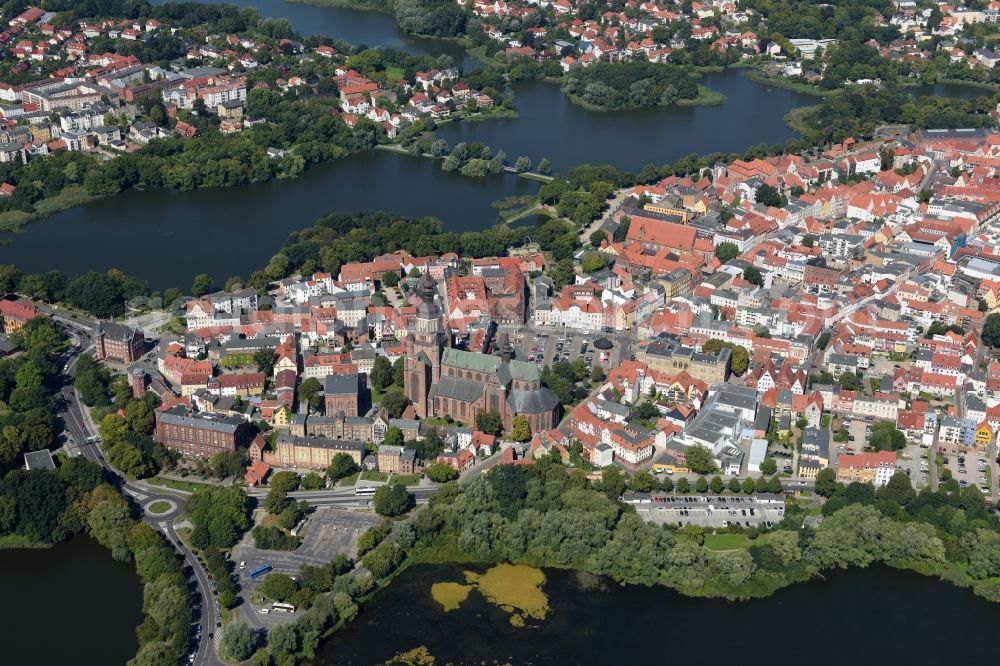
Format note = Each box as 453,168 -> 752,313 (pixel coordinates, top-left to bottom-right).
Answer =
741,67 -> 835,97
565,84 -> 727,112
0,186 -> 103,233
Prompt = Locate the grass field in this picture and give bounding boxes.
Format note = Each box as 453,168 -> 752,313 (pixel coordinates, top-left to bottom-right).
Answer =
148,476 -> 213,493
392,474 -> 420,486
147,500 -> 172,514
385,66 -> 405,81
361,470 -> 388,482
704,533 -> 749,551
338,472 -> 360,486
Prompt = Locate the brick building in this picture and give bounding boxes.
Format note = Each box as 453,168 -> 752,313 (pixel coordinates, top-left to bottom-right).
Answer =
377,444 -> 418,474
155,405 -> 253,457
324,372 -> 363,417
95,320 -> 144,364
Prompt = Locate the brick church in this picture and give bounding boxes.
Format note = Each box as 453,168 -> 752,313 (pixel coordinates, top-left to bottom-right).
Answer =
404,272 -> 561,434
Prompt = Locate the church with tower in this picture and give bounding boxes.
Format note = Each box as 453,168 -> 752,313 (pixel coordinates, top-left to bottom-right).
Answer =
404,272 -> 561,434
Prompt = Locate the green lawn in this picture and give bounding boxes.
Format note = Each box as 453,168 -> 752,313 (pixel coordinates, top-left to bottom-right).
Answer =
384,66 -> 405,81
147,500 -> 172,514
704,533 -> 749,551
360,470 -> 388,482
147,476 -> 213,493
393,474 -> 420,486
338,472 -> 360,486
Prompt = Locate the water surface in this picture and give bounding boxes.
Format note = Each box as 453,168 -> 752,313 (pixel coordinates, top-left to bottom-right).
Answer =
0,536 -> 143,665
318,563 -> 999,664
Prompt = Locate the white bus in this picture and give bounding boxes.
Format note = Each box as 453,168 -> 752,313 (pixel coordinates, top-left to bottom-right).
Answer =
354,486 -> 377,496
272,603 -> 296,614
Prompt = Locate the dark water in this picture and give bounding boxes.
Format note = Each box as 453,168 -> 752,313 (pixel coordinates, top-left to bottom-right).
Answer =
0,150 -> 536,289
151,0 -> 479,69
436,75 -> 996,173
317,564 -> 1000,664
436,72 -> 821,173
0,535 -> 143,665
6,2 -> 991,288
911,81 -> 993,100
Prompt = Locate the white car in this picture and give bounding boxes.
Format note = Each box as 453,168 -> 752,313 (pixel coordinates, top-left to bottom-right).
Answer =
259,608 -> 269,614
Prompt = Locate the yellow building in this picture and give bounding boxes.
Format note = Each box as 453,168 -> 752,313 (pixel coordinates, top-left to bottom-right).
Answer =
642,203 -> 689,223
273,434 -> 364,469
975,423 -> 993,449
652,451 -> 690,474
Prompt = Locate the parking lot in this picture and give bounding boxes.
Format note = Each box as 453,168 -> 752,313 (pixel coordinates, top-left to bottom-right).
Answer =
943,451 -> 991,496
626,494 -> 785,528
232,508 -> 379,627
503,326 -> 631,375
234,508 -> 378,582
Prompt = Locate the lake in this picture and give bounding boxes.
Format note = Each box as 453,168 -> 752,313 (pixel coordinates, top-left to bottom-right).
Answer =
0,150 -> 537,289
151,0 -> 479,69
318,563 -> 1000,664
0,536 -> 143,665
4,1 -> 992,288
436,72 -> 821,173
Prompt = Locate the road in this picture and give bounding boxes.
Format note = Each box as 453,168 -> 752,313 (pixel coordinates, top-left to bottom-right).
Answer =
50,309 -> 224,666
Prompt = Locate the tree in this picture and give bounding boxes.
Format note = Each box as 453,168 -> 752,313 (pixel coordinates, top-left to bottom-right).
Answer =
380,385 -> 409,418
260,573 -> 298,601
742,477 -> 756,494
630,470 -> 657,492
839,371 -> 861,391
877,471 -> 916,507
191,273 -> 212,297
695,476 -> 708,493
219,621 -> 259,661
984,313 -> 1000,347
870,423 -> 906,452
510,415 -> 531,442
538,158 -> 551,174
263,488 -> 292,516
801,234 -> 816,248
759,457 -> 777,475
728,477 -> 742,493
298,377 -> 323,411
514,156 -> 531,173
425,462 -> 459,483
581,252 -> 605,273
370,356 -> 394,391
710,475 -> 725,494
373,483 -> 410,516
591,365 -> 605,383
676,476 -> 690,493
743,266 -> 763,287
815,468 -> 838,497
684,444 -> 717,474
326,453 -> 358,482
714,242 -> 739,263
383,426 -> 404,448
381,271 -> 399,288
88,497 -> 132,561
334,591 -> 358,623
475,409 -> 502,436
755,183 -> 782,207
589,230 -> 607,247
253,348 -> 277,376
